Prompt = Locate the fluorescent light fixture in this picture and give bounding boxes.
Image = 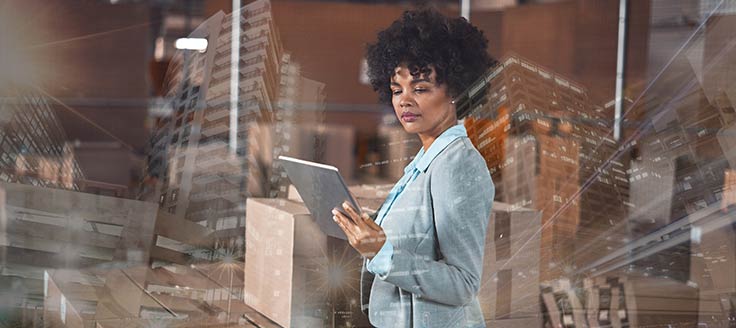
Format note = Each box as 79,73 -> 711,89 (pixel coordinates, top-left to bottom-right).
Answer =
175,38 -> 208,52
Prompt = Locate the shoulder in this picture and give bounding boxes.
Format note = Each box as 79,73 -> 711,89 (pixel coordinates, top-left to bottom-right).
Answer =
430,137 -> 488,175
428,136 -> 495,215
428,137 -> 493,189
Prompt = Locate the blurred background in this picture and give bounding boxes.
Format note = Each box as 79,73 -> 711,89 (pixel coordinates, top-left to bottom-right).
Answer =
0,0 -> 735,327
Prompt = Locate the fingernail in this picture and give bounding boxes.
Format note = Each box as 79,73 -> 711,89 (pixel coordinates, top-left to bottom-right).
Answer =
331,209 -> 338,215
342,202 -> 348,208
332,215 -> 337,221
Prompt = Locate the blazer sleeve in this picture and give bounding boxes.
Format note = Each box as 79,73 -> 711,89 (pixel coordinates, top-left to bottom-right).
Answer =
379,145 -> 494,306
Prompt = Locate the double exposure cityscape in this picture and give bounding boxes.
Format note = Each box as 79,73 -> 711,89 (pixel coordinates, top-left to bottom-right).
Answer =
0,0 -> 735,327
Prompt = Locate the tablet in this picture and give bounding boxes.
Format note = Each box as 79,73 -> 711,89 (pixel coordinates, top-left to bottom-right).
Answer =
278,155 -> 361,240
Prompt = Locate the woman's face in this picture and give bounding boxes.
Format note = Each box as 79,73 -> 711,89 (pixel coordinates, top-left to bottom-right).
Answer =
390,65 -> 457,138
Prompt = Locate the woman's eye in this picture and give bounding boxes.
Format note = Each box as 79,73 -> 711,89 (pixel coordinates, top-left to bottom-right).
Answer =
392,90 -> 402,95
414,88 -> 427,93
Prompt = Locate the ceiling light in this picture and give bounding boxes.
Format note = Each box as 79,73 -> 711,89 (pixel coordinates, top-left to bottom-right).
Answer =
175,38 -> 208,52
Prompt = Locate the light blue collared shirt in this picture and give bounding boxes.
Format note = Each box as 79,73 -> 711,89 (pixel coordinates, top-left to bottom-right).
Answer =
367,124 -> 468,278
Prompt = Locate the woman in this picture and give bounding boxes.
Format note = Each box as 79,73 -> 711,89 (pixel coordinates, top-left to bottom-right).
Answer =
332,9 -> 496,328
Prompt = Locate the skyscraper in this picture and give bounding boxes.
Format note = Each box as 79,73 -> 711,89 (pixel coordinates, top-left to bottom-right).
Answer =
458,55 -> 630,283
140,0 -> 325,262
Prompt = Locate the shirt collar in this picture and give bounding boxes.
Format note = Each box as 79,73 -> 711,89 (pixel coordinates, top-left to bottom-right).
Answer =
404,124 -> 467,174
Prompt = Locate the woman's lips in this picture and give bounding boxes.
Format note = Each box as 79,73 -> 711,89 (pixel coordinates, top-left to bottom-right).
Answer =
401,113 -> 420,122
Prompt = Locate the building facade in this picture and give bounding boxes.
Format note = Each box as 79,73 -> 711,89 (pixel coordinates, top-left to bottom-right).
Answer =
140,0 -> 326,265
458,55 -> 631,284
0,90 -> 85,191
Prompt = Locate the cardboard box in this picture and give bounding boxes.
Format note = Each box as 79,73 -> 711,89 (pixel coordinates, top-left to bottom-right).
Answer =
244,198 -> 328,327
479,203 -> 543,328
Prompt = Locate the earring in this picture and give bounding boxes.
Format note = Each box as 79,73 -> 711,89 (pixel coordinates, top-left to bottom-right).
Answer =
450,100 -> 456,104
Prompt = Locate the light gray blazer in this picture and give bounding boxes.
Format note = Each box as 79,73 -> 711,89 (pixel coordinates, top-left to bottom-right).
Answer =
361,137 -> 495,328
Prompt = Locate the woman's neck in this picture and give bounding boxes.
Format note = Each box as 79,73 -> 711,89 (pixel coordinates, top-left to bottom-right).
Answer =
418,119 -> 458,152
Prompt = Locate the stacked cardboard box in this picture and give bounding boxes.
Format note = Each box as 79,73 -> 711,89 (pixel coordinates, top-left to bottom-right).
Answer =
243,197 -> 328,327
280,123 -> 356,181
479,202 -> 543,328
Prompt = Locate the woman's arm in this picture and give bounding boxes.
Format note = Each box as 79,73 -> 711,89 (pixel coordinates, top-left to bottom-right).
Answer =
379,146 -> 494,306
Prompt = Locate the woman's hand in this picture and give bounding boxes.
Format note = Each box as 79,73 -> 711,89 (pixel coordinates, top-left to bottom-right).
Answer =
332,201 -> 386,259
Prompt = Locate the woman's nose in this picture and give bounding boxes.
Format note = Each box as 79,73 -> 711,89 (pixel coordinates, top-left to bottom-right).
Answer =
398,92 -> 414,107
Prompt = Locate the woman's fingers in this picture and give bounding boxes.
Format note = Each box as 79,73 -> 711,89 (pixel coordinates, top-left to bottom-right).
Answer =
332,208 -> 358,242
333,206 -> 387,257
342,202 -> 366,227
344,203 -> 385,235
363,214 -> 382,231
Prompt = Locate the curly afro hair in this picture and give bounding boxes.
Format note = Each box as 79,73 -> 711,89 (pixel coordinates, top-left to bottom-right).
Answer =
365,9 -> 496,108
